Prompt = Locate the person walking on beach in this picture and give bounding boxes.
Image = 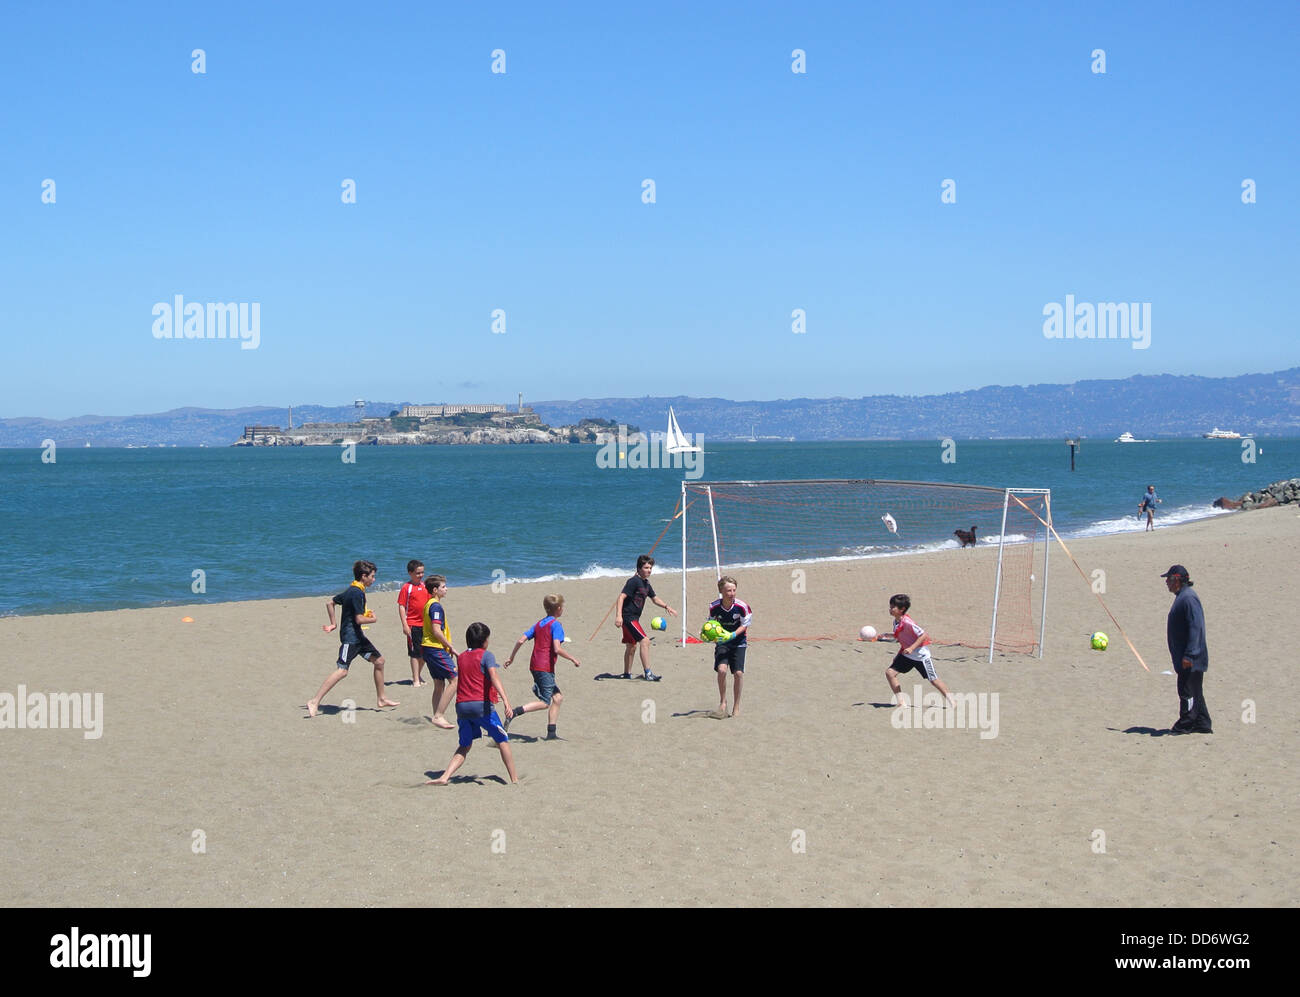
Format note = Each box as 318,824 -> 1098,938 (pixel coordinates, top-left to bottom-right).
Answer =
615,555 -> 677,681
1139,485 -> 1161,531
502,594 -> 580,740
398,560 -> 430,687
1162,564 -> 1212,734
308,560 -> 400,717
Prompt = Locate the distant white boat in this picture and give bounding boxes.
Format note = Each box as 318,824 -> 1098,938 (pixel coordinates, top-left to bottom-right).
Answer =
1203,427 -> 1242,439
1114,432 -> 1151,443
665,407 -> 702,454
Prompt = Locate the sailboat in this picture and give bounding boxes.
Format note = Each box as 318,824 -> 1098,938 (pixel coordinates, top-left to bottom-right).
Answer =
665,407 -> 702,454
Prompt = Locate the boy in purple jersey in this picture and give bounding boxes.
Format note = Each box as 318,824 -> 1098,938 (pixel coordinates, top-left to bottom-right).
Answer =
707,575 -> 752,717
614,554 -> 676,681
503,594 -> 581,739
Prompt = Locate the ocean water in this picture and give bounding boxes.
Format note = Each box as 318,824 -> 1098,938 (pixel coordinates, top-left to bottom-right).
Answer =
0,438 -> 1294,616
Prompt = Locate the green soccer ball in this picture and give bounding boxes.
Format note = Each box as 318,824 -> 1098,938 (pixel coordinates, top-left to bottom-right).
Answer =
1090,631 -> 1109,651
701,620 -> 725,642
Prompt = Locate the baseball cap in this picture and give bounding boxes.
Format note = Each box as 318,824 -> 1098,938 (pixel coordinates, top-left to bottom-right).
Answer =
1160,564 -> 1189,579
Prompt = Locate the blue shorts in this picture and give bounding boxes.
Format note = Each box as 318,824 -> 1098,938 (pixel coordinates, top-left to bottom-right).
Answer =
531,670 -> 560,704
455,704 -> 508,746
423,647 -> 456,680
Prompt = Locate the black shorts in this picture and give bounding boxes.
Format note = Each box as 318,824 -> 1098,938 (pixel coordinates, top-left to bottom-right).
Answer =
406,626 -> 423,658
337,637 -> 381,669
714,641 -> 746,673
889,649 -> 937,681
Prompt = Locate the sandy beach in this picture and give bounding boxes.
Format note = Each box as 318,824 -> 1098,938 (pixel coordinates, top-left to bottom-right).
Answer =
2,506 -> 1297,907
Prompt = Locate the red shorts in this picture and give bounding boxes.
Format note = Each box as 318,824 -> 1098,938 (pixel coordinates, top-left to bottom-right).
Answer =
621,620 -> 648,644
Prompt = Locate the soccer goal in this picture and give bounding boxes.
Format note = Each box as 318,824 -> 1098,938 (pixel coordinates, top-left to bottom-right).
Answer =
678,480 -> 1050,660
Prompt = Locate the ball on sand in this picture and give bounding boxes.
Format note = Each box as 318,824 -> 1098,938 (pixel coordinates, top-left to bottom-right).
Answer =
650,616 -> 666,631
859,625 -> 877,641
1090,631 -> 1109,651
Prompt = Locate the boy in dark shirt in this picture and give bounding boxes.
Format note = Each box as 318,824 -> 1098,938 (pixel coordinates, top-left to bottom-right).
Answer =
614,554 -> 676,681
707,575 -> 752,717
307,560 -> 400,716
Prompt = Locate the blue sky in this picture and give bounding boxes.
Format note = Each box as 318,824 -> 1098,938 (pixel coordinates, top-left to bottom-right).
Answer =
2,1 -> 1296,419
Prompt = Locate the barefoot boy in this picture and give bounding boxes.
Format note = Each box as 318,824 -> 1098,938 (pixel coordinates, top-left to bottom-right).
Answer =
308,560 -> 400,717
397,559 -> 429,686
884,594 -> 955,708
420,574 -> 457,729
615,555 -> 676,681
502,594 -> 580,740
707,575 -> 751,717
427,623 -> 517,786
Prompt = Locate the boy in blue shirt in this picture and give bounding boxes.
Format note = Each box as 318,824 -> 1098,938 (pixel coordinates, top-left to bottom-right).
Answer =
502,594 -> 581,739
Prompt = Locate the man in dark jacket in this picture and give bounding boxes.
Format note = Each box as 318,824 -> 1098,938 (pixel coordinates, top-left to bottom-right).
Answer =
1162,564 -> 1211,734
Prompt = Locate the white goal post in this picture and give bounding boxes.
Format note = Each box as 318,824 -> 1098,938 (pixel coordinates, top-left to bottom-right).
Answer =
678,479 -> 1050,660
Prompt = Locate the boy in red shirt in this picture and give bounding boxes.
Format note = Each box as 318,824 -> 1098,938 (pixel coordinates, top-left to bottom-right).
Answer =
502,594 -> 581,740
397,560 -> 430,686
884,593 -> 955,708
427,622 -> 517,786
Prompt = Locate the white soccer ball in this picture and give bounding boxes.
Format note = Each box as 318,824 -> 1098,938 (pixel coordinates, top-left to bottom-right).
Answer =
859,625 -> 878,641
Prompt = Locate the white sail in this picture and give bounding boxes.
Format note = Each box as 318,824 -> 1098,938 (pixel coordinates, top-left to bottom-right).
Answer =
665,407 -> 702,453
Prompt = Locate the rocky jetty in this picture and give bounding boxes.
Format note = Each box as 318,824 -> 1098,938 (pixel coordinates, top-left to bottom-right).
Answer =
1214,477 -> 1300,511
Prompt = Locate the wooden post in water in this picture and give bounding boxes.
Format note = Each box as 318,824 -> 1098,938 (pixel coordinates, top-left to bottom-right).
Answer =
1065,437 -> 1081,471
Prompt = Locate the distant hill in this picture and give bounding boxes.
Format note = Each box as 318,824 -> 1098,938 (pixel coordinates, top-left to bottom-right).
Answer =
4,369 -> 1299,447
0,402 -> 408,448
531,368 -> 1300,440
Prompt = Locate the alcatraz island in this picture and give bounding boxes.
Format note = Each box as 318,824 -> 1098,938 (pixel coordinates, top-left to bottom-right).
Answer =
234,398 -> 632,447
